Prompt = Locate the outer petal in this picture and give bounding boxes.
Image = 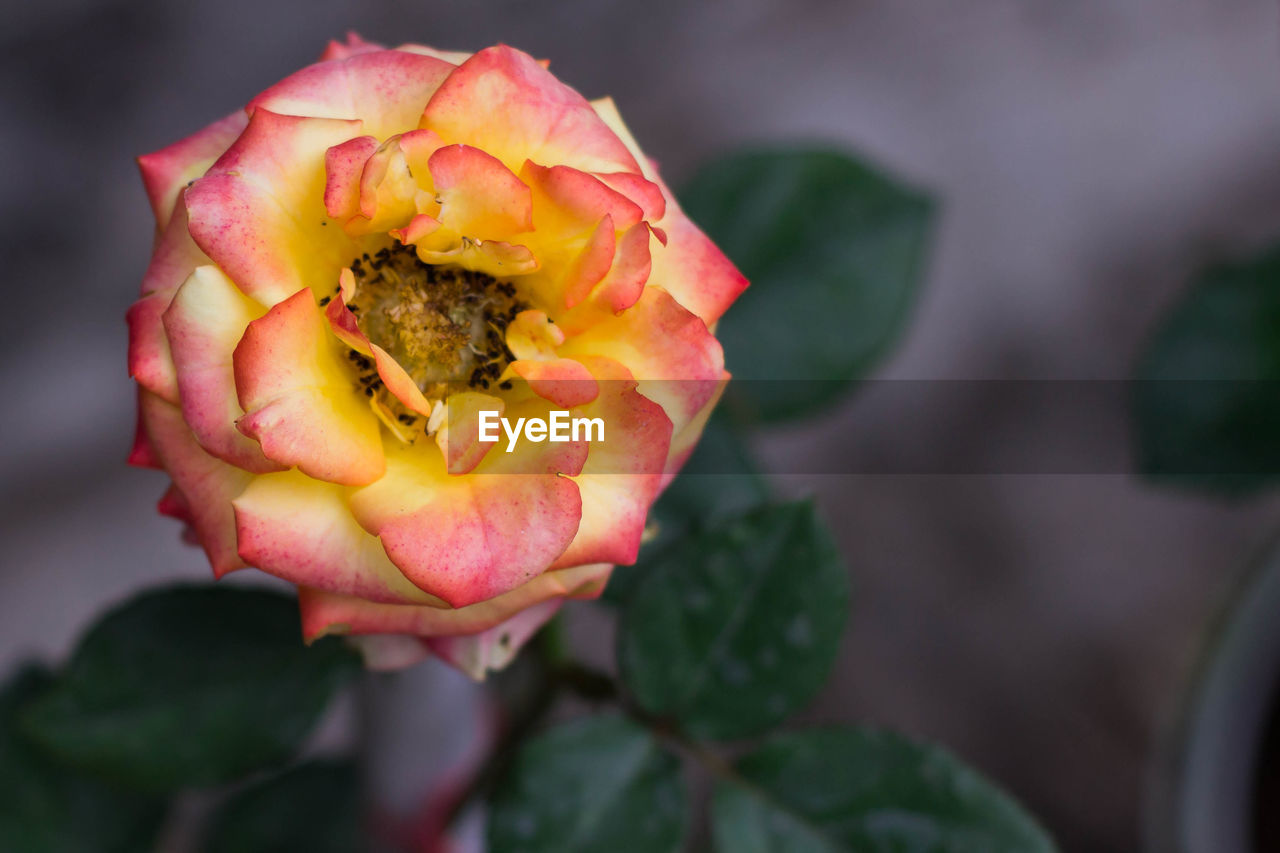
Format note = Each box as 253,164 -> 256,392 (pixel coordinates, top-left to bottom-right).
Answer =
647,210 -> 750,327
127,288 -> 180,405
554,356 -> 672,568
137,111 -> 248,229
128,390 -> 161,469
348,421 -> 586,608
162,266 -> 282,473
589,97 -> 748,325
298,561 -> 612,643
185,109 -> 364,306
232,470 -> 437,605
421,46 -> 639,175
662,371 -> 729,485
559,287 -> 724,435
130,204 -> 214,405
319,32 -> 384,61
250,49 -> 455,141
139,390 -> 252,577
425,599 -> 561,680
234,288 -> 385,486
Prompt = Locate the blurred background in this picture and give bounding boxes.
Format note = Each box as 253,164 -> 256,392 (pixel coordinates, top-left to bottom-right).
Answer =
5,1 -> 1280,850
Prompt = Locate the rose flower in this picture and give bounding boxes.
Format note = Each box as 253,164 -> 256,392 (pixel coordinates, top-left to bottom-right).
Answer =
127,34 -> 746,678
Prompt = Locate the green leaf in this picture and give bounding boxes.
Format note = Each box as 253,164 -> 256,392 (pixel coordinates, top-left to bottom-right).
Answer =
0,664 -> 166,852
712,728 -> 1056,852
1133,246 -> 1280,495
603,412 -> 769,606
487,715 -> 686,853
22,584 -> 361,792
617,501 -> 848,740
203,760 -> 361,853
681,148 -> 935,422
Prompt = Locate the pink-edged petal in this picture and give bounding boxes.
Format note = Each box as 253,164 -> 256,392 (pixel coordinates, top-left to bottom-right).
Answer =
127,288 -> 180,405
322,288 -> 433,417
130,204 -> 215,405
425,599 -> 561,680
233,288 -> 385,486
395,44 -> 472,65
156,483 -> 192,524
587,96 -> 748,324
648,209 -> 749,326
521,161 -> 642,231
354,136 -> 420,230
139,390 -> 253,577
436,392 -> 504,475
250,49 -> 455,141
594,171 -> 665,222
186,109 -> 363,306
297,561 -> 612,646
319,32 -> 384,61
506,358 -> 598,408
232,470 -> 438,605
398,128 -> 446,182
138,111 -> 247,229
127,391 -> 161,469
422,46 -> 639,175
578,220 -> 652,317
554,356 -> 672,568
427,144 -> 533,239
662,371 -> 729,484
559,286 -> 724,435
389,213 -> 441,245
162,265 -> 283,473
324,135 -> 379,219
348,425 -> 586,608
561,215 -> 615,309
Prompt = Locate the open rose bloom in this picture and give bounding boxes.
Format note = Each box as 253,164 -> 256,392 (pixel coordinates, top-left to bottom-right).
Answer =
126,34 -> 746,678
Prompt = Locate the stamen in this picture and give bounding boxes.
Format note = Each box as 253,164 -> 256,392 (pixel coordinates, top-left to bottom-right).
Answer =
340,244 -> 528,442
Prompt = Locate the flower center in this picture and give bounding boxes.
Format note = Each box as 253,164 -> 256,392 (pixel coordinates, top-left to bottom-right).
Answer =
342,244 -> 525,397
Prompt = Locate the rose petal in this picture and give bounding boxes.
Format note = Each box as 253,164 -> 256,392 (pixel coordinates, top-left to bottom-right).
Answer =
425,599 -> 561,680
324,135 -> 379,220
319,32 -> 384,61
554,356 -> 671,568
422,46 -> 639,175
162,265 -> 283,473
647,209 -> 750,327
250,49 -> 455,141
347,427 -> 585,608
560,287 -> 724,435
138,111 -> 247,229
428,144 -> 533,239
139,390 -> 253,577
234,288 -> 385,486
186,109 -> 364,306
506,358 -> 599,408
233,470 -> 438,605
298,562 -> 612,644
436,391 -> 504,475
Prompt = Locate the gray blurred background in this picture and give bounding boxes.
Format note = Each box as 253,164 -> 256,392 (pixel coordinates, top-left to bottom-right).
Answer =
5,1 -> 1280,850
